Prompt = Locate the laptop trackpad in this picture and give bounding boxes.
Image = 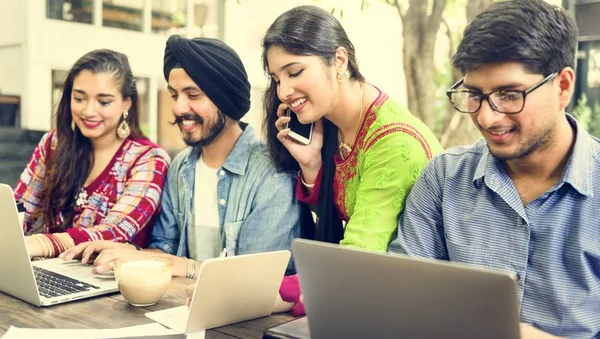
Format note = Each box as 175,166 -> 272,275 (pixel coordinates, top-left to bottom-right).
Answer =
146,305 -> 190,333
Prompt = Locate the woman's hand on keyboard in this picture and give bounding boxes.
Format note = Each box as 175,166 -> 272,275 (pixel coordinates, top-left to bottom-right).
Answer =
59,241 -> 136,264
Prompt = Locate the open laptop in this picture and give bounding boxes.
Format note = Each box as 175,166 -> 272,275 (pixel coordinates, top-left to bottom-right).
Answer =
0,183 -> 118,306
145,250 -> 291,334
290,239 -> 520,339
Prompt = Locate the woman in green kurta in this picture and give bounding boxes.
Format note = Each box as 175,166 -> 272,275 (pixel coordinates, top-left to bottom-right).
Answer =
331,91 -> 441,251
263,5 -> 441,254
264,5 -> 442,316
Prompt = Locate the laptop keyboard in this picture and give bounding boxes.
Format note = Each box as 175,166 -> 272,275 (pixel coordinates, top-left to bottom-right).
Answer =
33,266 -> 100,299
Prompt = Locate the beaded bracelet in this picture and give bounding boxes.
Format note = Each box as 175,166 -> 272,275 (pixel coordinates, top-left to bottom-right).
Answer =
189,259 -> 196,279
185,257 -> 196,279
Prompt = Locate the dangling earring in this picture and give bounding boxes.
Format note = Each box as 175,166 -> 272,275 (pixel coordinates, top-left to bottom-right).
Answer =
117,111 -> 131,139
337,70 -> 350,83
71,120 -> 76,131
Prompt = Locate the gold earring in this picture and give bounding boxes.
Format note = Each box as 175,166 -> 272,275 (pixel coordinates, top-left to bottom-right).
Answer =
71,120 -> 76,131
117,111 -> 130,139
337,70 -> 350,83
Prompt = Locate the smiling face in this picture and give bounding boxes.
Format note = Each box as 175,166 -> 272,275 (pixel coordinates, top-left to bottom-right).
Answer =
167,68 -> 227,148
266,45 -> 339,124
70,70 -> 131,144
463,62 -> 567,161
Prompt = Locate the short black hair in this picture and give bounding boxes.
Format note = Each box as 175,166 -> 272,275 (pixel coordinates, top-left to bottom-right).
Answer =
453,0 -> 578,76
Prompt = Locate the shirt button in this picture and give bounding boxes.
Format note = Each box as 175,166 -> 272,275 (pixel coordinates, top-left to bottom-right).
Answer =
219,199 -> 226,206
516,272 -> 521,281
219,170 -> 225,176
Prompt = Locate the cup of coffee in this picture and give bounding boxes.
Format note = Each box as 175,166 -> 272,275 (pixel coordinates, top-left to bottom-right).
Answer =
114,256 -> 173,306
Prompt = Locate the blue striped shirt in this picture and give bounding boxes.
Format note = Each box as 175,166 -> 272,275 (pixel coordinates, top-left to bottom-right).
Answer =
388,115 -> 600,339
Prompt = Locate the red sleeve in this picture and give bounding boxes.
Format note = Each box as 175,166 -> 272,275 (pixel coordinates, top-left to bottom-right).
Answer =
14,131 -> 55,232
279,274 -> 305,317
296,167 -> 323,206
65,146 -> 169,245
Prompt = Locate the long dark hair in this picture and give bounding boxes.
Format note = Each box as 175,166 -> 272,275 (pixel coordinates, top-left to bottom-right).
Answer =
37,49 -> 144,231
261,5 -> 365,244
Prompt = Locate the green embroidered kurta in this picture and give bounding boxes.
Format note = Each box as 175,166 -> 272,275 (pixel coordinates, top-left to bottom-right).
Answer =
332,90 -> 442,252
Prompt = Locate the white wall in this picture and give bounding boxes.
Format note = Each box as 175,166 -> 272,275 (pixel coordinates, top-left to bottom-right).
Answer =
0,0 -> 26,46
224,0 -> 407,138
0,47 -> 23,96
0,0 -> 26,98
6,0 -> 405,138
18,0 -> 168,132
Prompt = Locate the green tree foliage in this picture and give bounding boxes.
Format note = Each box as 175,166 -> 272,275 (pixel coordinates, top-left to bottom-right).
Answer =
572,94 -> 600,138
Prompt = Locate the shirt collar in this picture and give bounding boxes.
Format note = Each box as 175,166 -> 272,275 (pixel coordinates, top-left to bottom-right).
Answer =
473,114 -> 594,196
183,123 -> 257,176
559,114 -> 594,196
473,139 -> 495,185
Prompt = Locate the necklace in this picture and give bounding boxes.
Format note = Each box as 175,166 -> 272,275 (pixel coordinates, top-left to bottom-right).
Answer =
75,187 -> 88,207
338,83 -> 364,160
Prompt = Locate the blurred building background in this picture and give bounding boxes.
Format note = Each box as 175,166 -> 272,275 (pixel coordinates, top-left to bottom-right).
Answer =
0,0 -> 597,185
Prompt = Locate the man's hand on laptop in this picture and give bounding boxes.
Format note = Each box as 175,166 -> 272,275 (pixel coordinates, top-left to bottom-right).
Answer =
185,282 -> 195,307
59,240 -> 136,264
520,323 -> 566,339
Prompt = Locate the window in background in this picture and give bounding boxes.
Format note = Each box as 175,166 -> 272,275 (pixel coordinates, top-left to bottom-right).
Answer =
47,0 -> 93,24
102,0 -> 144,31
135,77 -> 151,137
157,87 -> 186,156
51,70 -> 68,115
151,0 -> 187,35
192,0 -> 221,38
590,44 -> 600,89
585,42 -> 600,117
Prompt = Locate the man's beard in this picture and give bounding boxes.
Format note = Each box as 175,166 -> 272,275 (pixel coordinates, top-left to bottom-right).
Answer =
486,122 -> 554,161
174,110 -> 228,148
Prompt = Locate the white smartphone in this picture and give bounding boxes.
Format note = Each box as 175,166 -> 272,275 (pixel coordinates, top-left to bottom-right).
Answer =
285,109 -> 314,145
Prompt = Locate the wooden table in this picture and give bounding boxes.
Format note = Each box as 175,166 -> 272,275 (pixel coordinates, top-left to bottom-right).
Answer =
0,277 -> 294,338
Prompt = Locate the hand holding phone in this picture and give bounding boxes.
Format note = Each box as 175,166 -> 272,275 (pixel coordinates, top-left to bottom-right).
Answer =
285,109 -> 314,145
275,104 -> 323,178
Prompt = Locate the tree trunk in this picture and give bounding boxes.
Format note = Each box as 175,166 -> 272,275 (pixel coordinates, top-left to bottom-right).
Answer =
395,0 -> 446,130
439,0 -> 494,148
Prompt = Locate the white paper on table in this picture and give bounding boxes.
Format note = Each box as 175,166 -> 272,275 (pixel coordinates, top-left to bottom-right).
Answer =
2,323 -> 184,339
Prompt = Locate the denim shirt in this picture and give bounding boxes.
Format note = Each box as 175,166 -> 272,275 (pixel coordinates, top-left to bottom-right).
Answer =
149,125 -> 302,269
389,115 -> 600,339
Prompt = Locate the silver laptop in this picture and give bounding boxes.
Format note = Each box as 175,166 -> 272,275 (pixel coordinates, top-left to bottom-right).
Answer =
145,250 -> 291,334
292,239 -> 521,339
0,183 -> 118,306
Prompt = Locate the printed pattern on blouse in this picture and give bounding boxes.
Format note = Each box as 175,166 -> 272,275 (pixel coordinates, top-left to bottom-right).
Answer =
13,130 -> 170,252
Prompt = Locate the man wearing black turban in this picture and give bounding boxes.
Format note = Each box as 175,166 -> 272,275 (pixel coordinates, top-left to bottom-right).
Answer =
164,35 -> 252,147
61,37 -> 308,310
152,35 -> 305,270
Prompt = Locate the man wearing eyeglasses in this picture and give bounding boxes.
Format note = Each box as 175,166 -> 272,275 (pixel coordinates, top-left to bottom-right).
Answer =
389,1 -> 599,338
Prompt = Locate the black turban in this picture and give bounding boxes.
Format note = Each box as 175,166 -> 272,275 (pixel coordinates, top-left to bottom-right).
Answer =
163,35 -> 251,120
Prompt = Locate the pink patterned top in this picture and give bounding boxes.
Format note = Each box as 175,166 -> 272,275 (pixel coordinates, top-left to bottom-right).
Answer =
14,130 -> 170,255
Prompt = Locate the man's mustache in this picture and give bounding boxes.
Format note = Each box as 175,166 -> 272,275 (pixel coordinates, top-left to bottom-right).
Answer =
170,114 -> 204,126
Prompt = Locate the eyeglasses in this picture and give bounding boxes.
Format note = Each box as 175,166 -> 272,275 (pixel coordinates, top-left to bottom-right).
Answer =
446,72 -> 558,114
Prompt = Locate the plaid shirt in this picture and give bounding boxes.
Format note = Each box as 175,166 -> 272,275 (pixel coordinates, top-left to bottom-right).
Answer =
14,130 -> 170,252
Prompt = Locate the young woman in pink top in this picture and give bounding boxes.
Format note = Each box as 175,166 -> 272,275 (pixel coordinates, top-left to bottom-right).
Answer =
14,49 -> 170,258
